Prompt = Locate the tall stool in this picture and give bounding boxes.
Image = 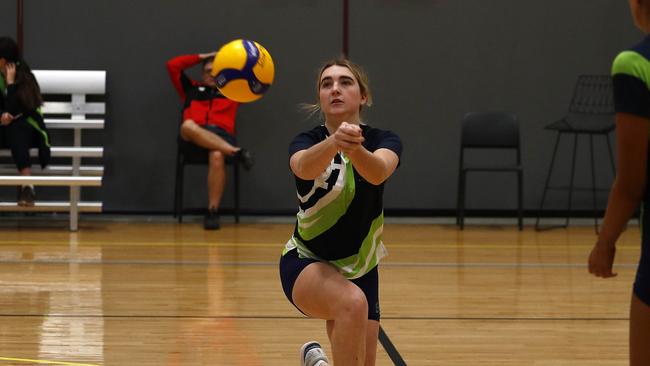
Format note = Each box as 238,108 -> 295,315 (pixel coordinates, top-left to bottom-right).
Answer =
535,75 -> 615,233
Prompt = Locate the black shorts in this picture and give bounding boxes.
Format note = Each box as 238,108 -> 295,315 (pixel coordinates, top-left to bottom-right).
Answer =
279,248 -> 380,321
179,124 -> 237,163
201,125 -> 236,145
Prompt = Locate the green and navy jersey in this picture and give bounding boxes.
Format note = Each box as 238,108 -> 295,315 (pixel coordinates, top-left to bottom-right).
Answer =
283,124 -> 402,279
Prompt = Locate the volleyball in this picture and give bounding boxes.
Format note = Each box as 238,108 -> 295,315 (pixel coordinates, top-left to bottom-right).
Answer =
211,39 -> 275,103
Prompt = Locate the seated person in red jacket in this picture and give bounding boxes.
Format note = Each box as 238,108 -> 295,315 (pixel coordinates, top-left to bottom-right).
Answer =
167,51 -> 253,230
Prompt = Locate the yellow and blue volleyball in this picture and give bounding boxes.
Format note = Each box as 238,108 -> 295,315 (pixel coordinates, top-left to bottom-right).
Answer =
211,39 -> 275,103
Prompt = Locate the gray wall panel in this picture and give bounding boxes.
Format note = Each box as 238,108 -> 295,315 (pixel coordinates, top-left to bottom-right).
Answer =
350,0 -> 641,211
1,2 -> 16,40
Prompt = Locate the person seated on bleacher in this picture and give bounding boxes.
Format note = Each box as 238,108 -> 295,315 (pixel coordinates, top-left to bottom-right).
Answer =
0,36 -> 50,206
167,51 -> 254,230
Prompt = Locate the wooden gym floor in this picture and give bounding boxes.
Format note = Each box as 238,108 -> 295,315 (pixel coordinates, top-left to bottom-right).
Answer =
0,217 -> 638,365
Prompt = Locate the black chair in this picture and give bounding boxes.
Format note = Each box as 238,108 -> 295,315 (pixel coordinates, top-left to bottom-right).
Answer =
173,137 -> 240,223
457,112 -> 523,230
535,75 -> 615,233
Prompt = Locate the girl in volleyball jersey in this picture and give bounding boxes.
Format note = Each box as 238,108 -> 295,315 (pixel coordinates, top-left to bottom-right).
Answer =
279,59 -> 402,366
589,1 -> 650,364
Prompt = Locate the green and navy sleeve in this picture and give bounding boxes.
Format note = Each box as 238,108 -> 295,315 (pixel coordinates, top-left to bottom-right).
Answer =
612,50 -> 650,118
288,126 -> 326,156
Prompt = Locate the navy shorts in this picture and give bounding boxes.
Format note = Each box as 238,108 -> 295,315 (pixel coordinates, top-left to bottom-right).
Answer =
279,248 -> 380,321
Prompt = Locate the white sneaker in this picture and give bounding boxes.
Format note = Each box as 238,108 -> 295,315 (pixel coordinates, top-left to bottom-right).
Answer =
300,341 -> 329,366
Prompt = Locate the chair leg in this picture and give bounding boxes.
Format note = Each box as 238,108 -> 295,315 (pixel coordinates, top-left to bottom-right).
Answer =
174,153 -> 182,222
456,168 -> 462,226
566,133 -> 579,228
536,132 -> 561,230
234,161 -> 240,224
459,170 -> 466,230
589,134 -> 599,234
177,162 -> 185,224
517,170 -> 523,231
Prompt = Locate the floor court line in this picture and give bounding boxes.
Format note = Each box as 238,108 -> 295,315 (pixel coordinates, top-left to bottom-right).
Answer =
0,240 -> 640,251
0,258 -> 638,268
0,356 -> 99,366
0,314 -> 630,321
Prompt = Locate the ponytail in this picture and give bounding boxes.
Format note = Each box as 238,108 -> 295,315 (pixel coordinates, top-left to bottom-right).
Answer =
14,58 -> 43,111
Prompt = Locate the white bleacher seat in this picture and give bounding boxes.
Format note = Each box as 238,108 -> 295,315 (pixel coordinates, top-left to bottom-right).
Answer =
0,70 -> 106,230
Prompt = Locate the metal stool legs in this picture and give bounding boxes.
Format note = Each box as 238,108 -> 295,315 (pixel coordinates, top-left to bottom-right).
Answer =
536,131 -> 615,233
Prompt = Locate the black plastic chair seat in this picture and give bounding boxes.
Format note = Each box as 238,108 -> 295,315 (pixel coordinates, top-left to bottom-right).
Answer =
462,164 -> 521,172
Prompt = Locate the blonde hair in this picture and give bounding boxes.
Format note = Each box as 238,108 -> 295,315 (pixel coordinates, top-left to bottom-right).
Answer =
640,1 -> 650,30
301,58 -> 372,118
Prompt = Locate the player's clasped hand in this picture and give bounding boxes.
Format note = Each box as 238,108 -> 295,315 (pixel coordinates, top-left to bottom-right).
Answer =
1,112 -> 14,126
333,121 -> 364,154
588,241 -> 618,278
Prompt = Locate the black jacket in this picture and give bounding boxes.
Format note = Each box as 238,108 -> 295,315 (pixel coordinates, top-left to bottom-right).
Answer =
0,75 -> 51,168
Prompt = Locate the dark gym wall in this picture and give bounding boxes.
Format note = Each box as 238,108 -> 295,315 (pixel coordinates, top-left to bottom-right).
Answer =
349,0 -> 640,212
20,0 -> 341,213
0,2 -> 16,42
4,1 -> 643,214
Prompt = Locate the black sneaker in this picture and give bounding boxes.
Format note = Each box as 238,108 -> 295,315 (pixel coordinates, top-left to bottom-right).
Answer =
204,208 -> 220,230
236,148 -> 255,170
18,185 -> 35,207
